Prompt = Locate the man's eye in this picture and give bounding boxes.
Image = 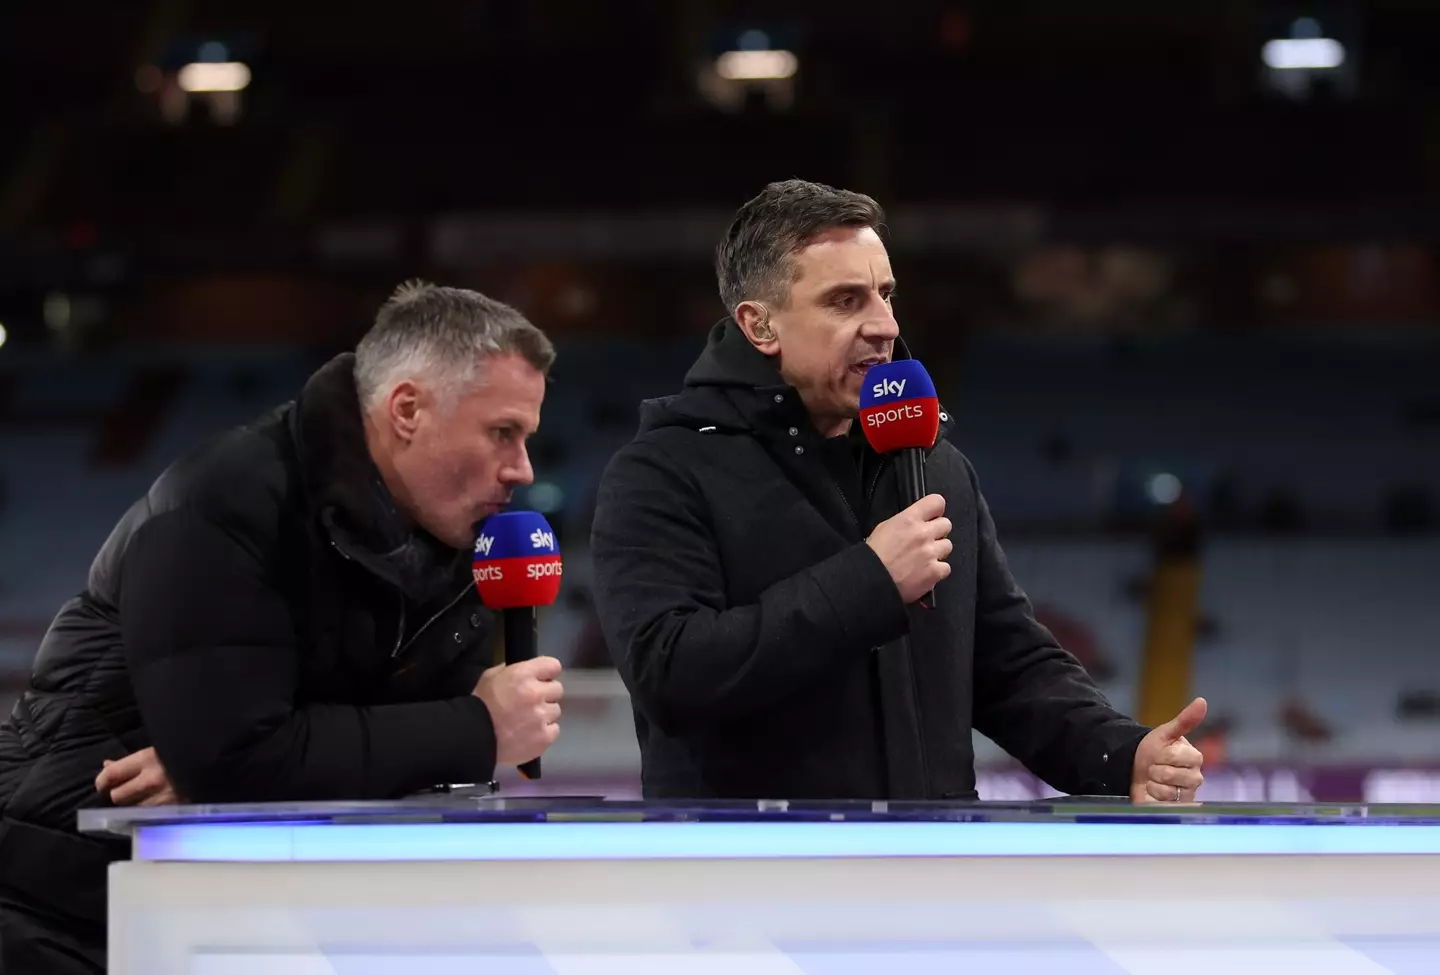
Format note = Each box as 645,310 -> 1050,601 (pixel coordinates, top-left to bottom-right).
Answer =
835,294 -> 857,310
494,428 -> 517,443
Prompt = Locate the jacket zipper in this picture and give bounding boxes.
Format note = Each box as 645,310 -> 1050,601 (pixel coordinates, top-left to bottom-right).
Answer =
835,487 -> 860,529
865,456 -> 888,506
392,581 -> 473,660
836,456 -> 890,534
860,454 -> 933,798
391,595 -> 407,658
332,537 -> 472,662
903,644 -> 932,798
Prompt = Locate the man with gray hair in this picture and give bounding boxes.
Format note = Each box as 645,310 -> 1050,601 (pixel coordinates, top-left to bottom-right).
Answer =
0,281 -> 565,973
591,180 -> 1206,805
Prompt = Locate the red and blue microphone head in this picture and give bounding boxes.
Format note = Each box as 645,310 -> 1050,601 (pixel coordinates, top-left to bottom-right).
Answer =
858,359 -> 941,454
471,510 -> 563,609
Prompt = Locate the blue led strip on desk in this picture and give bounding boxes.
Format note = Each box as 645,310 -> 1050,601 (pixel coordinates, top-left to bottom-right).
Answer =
131,820 -> 1440,863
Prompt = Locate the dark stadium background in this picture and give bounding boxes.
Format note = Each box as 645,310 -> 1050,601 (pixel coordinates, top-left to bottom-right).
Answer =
1,0 -> 1437,802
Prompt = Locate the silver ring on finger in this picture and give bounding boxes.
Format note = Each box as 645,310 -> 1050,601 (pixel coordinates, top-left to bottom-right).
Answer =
1175,786 -> 1182,801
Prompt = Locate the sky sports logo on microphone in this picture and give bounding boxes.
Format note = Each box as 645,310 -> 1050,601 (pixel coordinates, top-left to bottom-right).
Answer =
866,401 -> 928,427
474,562 -> 564,582
859,359 -> 941,454
871,377 -> 907,399
471,510 -> 563,609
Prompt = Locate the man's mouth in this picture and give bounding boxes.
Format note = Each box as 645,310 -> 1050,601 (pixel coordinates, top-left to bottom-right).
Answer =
850,355 -> 888,375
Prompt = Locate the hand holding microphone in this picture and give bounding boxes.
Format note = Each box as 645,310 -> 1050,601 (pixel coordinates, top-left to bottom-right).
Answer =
859,359 -> 951,607
471,510 -> 565,778
867,494 -> 953,604
473,656 -> 562,768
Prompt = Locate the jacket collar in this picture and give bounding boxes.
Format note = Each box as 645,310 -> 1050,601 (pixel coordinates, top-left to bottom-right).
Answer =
682,318 -> 790,389
651,319 -> 955,445
289,353 -> 465,595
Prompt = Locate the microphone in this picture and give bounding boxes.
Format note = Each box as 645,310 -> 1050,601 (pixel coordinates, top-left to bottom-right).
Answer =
858,359 -> 942,608
471,510 -> 564,780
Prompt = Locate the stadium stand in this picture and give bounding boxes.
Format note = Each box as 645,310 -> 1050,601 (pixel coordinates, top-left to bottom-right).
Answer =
2,329 -> 1436,769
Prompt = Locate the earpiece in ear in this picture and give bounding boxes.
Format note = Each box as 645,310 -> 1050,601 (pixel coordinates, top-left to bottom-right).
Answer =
752,305 -> 775,341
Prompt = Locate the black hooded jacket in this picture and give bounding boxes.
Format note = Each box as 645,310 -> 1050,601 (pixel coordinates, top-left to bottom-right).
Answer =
0,353 -> 499,927
590,322 -> 1148,800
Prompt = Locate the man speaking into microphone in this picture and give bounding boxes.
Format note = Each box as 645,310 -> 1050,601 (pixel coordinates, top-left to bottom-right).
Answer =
0,281 -> 564,973
591,179 -> 1207,803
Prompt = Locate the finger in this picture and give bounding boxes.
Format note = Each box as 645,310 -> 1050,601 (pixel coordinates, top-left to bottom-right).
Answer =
1145,779 -> 1184,802
1158,740 -> 1204,768
120,766 -> 165,802
540,702 -> 561,724
910,494 -> 946,520
927,517 -> 953,540
540,679 -> 564,703
519,655 -> 563,681
1147,764 -> 1204,790
110,773 -> 159,806
139,788 -> 180,808
1157,697 -> 1208,742
935,560 -> 953,581
108,749 -> 152,780
95,765 -> 122,792
95,752 -> 144,792
543,722 -> 561,745
933,538 -> 954,561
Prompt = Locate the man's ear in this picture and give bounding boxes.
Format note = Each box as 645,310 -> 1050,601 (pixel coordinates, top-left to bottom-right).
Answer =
385,380 -> 423,442
736,301 -> 780,356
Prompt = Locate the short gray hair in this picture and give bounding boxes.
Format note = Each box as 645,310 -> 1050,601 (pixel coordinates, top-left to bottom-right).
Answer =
354,280 -> 555,408
716,179 -> 886,314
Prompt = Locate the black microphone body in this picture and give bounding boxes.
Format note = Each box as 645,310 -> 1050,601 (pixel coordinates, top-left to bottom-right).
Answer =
894,446 -> 935,609
503,606 -> 542,779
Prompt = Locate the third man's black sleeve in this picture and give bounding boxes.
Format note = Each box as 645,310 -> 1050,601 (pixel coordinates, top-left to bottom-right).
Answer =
964,458 -> 1148,796
591,442 -> 909,732
121,507 -> 498,803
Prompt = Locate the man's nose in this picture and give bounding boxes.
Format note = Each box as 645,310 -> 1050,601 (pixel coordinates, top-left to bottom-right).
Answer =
864,303 -> 900,341
501,446 -> 534,487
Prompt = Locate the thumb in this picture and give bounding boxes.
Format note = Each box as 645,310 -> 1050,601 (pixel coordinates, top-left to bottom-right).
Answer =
911,494 -> 946,520
1159,697 -> 1208,741
518,655 -> 563,681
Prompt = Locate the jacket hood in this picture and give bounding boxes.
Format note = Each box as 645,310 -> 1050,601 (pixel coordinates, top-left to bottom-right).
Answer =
636,319 -> 919,437
290,352 -> 464,599
292,353 -> 391,546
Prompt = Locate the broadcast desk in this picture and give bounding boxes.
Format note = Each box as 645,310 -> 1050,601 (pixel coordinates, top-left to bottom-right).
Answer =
80,796 -> 1440,974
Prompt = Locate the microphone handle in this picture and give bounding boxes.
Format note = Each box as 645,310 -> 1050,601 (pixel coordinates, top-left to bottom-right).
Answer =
895,447 -> 935,609
503,606 -> 542,780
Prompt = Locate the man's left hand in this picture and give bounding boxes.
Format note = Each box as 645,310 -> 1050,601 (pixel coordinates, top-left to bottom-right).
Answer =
95,747 -> 183,807
1130,697 -> 1207,803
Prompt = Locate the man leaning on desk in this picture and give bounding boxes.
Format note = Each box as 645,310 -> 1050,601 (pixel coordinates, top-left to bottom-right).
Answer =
590,179 -> 1208,804
0,282 -> 565,974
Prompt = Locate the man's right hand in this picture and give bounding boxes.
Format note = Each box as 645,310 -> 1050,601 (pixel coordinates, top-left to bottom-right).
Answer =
473,656 -> 564,766
867,494 -> 953,603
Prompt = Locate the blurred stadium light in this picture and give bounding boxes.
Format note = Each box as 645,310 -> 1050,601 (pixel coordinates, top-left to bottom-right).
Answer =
715,49 -> 798,81
176,62 -> 251,93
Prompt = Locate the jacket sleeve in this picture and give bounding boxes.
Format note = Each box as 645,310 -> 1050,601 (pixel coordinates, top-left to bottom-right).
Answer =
965,458 -> 1149,796
590,441 -> 909,732
120,506 -> 498,803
